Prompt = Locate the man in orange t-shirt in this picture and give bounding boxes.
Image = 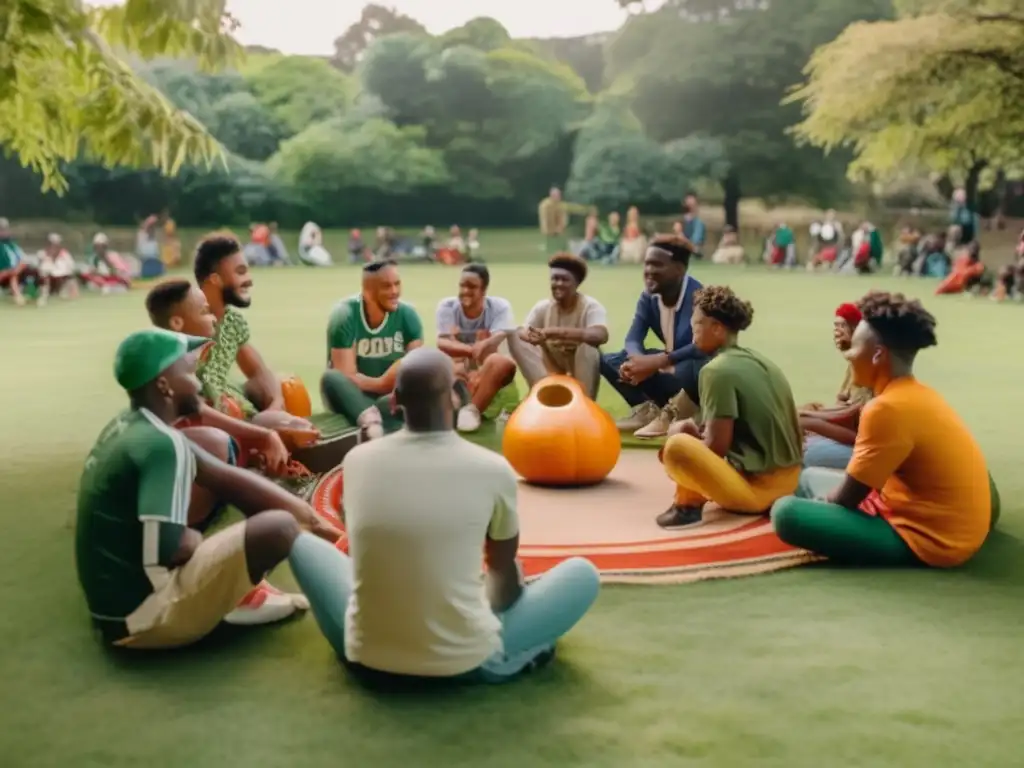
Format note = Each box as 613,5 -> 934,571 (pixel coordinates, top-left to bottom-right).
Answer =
772,290 -> 996,567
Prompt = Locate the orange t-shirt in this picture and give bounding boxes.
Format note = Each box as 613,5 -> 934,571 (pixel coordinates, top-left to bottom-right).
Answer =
847,377 -> 989,567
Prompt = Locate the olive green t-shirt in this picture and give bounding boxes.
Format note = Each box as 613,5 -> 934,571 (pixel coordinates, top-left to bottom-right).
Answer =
698,346 -> 803,474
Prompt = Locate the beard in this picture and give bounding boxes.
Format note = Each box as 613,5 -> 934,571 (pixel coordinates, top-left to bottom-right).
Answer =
223,286 -> 251,309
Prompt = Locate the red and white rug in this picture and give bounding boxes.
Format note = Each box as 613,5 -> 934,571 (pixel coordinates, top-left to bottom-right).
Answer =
308,450 -> 821,584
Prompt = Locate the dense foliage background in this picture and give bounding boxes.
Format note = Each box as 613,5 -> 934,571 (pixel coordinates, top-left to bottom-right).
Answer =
2,1 -> 1021,229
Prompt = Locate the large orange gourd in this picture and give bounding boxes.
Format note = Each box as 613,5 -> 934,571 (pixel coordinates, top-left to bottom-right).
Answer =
280,375 -> 313,418
502,375 -> 621,486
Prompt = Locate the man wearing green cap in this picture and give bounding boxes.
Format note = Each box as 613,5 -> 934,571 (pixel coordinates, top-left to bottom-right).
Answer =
75,328 -> 342,649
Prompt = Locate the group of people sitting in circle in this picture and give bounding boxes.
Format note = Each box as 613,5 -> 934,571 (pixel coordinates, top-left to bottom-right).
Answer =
73,228 -> 998,690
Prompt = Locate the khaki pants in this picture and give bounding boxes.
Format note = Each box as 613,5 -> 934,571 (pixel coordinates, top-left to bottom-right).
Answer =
115,523 -> 253,650
507,334 -> 600,398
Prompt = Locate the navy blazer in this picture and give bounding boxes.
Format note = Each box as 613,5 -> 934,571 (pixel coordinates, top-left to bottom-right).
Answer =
623,275 -> 703,364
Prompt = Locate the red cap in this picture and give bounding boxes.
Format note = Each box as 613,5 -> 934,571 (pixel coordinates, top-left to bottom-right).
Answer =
835,302 -> 862,327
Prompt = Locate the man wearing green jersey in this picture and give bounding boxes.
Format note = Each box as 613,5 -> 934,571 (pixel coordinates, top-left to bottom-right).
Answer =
75,328 -> 341,649
321,260 -> 424,439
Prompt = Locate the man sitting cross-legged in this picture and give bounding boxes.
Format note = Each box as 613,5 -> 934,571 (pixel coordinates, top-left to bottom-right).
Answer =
657,286 -> 803,528
290,347 -> 600,686
76,329 -> 341,649
435,264 -> 518,433
772,292 -> 996,567
194,234 -> 307,418
602,235 -> 708,439
321,260 -> 424,440
507,252 -> 608,398
145,279 -> 295,479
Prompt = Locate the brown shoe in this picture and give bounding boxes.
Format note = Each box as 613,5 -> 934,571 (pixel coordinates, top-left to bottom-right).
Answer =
656,505 -> 703,529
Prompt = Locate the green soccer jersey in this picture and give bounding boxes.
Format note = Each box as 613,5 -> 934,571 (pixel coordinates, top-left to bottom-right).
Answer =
75,409 -> 195,621
326,295 -> 424,379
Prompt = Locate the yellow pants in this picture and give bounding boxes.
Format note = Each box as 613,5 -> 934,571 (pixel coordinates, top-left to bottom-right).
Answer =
660,435 -> 801,513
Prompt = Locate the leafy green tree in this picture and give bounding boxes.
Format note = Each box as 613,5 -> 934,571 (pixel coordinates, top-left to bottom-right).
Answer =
359,34 -> 439,127
567,99 -> 726,211
606,0 -> 891,224
269,118 -> 449,213
245,55 -> 354,136
208,92 -> 288,161
789,0 -> 1024,204
361,35 -> 589,201
332,3 -> 426,73
0,0 -> 237,193
439,17 -> 512,52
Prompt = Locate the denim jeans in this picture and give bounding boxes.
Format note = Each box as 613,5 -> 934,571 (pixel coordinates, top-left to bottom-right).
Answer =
288,535 -> 600,685
802,436 -> 854,470
600,348 -> 707,408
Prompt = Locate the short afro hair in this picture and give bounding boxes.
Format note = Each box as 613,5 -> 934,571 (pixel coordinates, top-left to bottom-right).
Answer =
548,252 -> 588,285
648,234 -> 696,266
193,234 -> 241,283
461,263 -> 490,290
694,285 -> 754,333
857,291 -> 937,353
145,279 -> 192,329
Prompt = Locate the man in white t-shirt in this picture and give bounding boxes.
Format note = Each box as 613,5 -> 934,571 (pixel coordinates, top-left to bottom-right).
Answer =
435,264 -> 518,433
507,252 -> 609,398
289,347 -> 600,686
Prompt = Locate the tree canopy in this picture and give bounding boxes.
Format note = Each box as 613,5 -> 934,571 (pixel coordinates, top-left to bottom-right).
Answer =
789,0 -> 1024,190
0,0 -> 239,193
11,0 -> 992,229
604,0 -> 893,223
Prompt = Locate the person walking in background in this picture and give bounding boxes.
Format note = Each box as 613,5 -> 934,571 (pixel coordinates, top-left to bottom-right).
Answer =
949,188 -> 980,245
682,193 -> 706,258
620,207 -> 646,264
538,187 -> 568,255
161,210 -> 181,268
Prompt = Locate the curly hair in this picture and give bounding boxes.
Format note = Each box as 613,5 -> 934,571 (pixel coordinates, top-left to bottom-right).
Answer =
193,234 -> 241,283
857,291 -> 937,352
695,285 -> 754,332
548,251 -> 588,285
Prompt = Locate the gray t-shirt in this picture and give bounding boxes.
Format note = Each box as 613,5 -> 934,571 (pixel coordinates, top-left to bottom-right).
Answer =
435,296 -> 515,344
523,295 -> 608,331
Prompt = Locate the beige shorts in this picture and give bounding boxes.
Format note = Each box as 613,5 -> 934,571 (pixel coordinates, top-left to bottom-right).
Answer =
116,523 -> 253,650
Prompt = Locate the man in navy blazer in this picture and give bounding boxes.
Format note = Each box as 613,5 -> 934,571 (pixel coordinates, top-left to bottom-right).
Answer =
600,235 -> 710,438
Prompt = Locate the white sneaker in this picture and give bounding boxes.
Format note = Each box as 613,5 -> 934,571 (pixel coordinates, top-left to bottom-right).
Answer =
615,401 -> 659,432
357,406 -> 384,441
224,581 -> 302,626
633,405 -> 676,439
457,404 -> 482,433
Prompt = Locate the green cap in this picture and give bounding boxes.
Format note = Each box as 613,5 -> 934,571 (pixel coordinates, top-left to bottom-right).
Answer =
113,329 -> 210,392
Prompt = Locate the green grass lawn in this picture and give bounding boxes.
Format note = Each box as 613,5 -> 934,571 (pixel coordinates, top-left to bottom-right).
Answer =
2,256 -> 1022,767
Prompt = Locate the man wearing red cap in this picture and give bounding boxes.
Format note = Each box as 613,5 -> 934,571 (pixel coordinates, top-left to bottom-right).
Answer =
798,302 -> 874,469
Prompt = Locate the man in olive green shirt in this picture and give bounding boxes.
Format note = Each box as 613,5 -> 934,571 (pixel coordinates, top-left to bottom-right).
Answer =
538,187 -> 568,255
657,286 -> 803,528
